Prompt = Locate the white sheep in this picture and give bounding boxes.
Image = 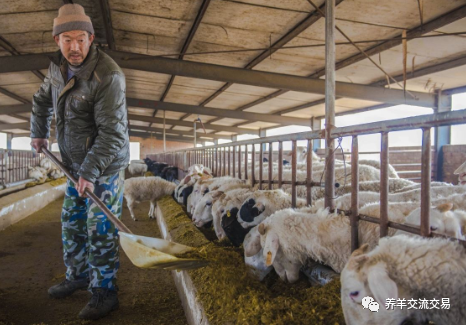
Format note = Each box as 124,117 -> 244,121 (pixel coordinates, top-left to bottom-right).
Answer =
341,235 -> 466,325
359,159 -> 399,178
123,176 -> 176,221
211,187 -> 254,241
39,157 -> 53,172
28,166 -> 48,182
190,176 -> 242,214
454,160 -> 466,186
237,189 -> 307,229
312,185 -> 466,212
49,168 -> 65,180
395,202 -> 465,240
128,161 -> 148,176
246,201 -> 456,283
243,226 -> 273,281
192,181 -> 250,228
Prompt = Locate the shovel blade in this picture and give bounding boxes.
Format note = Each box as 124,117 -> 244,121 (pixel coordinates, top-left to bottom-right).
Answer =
119,232 -> 208,270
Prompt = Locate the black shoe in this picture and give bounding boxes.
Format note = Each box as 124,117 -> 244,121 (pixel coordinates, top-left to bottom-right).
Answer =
78,288 -> 119,320
48,278 -> 89,299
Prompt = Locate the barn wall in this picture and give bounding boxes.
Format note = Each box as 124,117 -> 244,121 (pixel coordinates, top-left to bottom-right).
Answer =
442,144 -> 466,184
129,136 -> 192,159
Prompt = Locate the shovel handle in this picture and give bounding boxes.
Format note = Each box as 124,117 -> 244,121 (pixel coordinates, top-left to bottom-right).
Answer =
42,147 -> 132,234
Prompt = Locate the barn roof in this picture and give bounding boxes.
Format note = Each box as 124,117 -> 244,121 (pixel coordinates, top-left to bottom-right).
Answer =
1,0 -> 466,143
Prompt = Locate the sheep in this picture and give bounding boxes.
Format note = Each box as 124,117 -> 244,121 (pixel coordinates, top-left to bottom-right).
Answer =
358,159 -> 399,178
211,188 -> 254,243
175,167 -> 213,203
192,182 -> 250,228
123,176 -> 176,221
39,157 -> 53,172
341,235 -> 466,325
237,189 -> 307,229
312,185 -> 466,212
454,160 -> 466,186
243,226 -> 273,281
128,161 -> 148,176
246,201 -> 456,283
28,166 -> 48,182
395,203 -> 465,240
393,180 -> 453,193
190,176 -> 241,214
49,168 -> 64,180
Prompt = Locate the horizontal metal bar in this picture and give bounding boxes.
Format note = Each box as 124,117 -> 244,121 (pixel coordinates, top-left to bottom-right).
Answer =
251,180 -> 324,186
345,212 -> 466,248
0,51 -> 436,108
0,104 -> 31,115
161,109 -> 466,153
0,122 -> 29,131
128,114 -> 258,135
128,131 -> 196,143
127,98 -> 311,126
129,125 -> 229,140
331,109 -> 466,138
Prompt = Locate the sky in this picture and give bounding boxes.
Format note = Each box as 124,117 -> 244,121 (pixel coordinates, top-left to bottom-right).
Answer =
1,93 -> 465,159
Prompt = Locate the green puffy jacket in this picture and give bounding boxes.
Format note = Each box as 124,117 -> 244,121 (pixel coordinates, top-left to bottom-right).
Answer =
30,45 -> 130,183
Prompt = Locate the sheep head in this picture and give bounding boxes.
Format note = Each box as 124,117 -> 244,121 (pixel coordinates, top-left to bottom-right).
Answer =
341,246 -> 404,325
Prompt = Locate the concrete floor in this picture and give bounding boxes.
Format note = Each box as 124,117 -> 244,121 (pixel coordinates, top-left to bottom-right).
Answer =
0,198 -> 188,325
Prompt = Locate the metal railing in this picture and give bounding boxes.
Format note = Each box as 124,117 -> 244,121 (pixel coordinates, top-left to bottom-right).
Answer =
152,109 -> 466,249
0,149 -> 61,187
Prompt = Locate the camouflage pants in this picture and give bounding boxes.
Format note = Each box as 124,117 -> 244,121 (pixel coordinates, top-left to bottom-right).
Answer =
61,170 -> 124,290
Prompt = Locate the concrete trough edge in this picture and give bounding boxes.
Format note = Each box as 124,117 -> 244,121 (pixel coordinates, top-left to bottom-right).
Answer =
0,182 -> 66,231
156,204 -> 210,325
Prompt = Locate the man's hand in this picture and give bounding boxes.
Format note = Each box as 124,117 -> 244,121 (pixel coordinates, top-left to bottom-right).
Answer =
77,177 -> 95,197
30,138 -> 49,153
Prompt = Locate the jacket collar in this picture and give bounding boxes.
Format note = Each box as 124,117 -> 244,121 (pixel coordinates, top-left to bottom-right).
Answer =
50,44 -> 100,81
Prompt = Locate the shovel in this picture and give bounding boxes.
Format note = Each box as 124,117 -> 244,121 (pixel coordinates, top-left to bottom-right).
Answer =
42,148 -> 208,270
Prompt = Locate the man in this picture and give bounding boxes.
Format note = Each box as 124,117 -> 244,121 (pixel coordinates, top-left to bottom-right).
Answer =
30,3 -> 129,320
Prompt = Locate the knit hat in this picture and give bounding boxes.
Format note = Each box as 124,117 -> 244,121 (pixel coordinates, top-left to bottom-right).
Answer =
52,4 -> 94,36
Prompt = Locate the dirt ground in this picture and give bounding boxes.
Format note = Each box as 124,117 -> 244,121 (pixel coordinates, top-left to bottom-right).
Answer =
0,198 -> 188,325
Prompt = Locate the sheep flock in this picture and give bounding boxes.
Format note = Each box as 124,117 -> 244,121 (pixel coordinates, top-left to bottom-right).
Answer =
128,150 -> 466,324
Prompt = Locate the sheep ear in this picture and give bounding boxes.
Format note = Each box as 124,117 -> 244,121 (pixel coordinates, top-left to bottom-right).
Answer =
184,175 -> 191,183
244,227 -> 262,257
436,202 -> 453,213
211,191 -> 224,199
264,233 -> 279,267
367,263 -> 398,304
454,161 -> 466,175
351,243 -> 369,257
346,245 -> 369,271
258,223 -> 266,235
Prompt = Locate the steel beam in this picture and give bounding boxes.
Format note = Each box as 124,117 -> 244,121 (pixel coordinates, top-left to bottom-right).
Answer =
129,125 -> 229,140
161,0 -> 211,127
290,53 -> 466,117
198,0 -> 346,108
0,122 -> 30,131
234,5 -> 466,115
98,0 -> 116,50
0,51 -> 435,107
129,131 -> 194,143
0,104 -> 31,115
127,98 -> 310,126
128,114 -> 258,135
108,50 -> 435,107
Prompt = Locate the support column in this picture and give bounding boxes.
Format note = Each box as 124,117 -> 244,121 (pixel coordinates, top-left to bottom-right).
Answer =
311,117 -> 322,151
324,0 -> 336,210
435,91 -> 452,181
259,129 -> 267,153
6,133 -> 12,150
